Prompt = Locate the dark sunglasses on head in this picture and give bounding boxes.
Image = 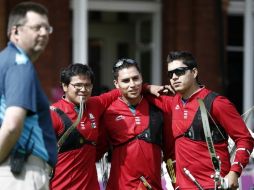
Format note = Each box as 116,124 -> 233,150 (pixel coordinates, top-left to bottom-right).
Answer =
113,58 -> 137,69
168,67 -> 192,79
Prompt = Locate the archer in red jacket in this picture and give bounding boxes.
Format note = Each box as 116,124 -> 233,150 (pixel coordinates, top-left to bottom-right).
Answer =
50,64 -> 120,190
147,51 -> 254,190
97,59 -> 168,190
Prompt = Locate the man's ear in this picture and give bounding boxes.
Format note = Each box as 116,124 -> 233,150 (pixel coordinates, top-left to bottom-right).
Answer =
11,26 -> 19,35
193,67 -> 198,78
113,80 -> 119,89
62,83 -> 68,92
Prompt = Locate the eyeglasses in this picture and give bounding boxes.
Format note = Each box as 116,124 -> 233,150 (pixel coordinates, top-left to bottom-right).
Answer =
70,83 -> 93,91
168,67 -> 192,79
19,24 -> 53,34
113,59 -> 137,69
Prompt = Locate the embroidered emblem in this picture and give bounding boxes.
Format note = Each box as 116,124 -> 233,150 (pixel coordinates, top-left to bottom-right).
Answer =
184,110 -> 188,119
89,113 -> 96,128
15,53 -> 28,65
89,113 -> 95,119
115,115 -> 125,121
175,105 -> 180,110
80,121 -> 85,129
135,116 -> 141,125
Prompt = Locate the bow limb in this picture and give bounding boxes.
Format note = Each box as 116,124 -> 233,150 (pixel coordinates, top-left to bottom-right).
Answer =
57,96 -> 84,152
198,98 -> 221,187
241,105 -> 254,123
229,105 -> 254,161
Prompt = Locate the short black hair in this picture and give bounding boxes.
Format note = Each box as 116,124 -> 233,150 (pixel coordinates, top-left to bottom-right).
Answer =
112,58 -> 141,80
60,63 -> 95,85
7,1 -> 49,36
167,51 -> 197,69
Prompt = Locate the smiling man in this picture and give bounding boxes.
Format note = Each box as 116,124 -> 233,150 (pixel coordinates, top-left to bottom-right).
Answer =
97,59 -> 165,190
49,63 -> 120,190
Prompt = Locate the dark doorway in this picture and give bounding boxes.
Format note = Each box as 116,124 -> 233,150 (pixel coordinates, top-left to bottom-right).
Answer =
226,15 -> 243,113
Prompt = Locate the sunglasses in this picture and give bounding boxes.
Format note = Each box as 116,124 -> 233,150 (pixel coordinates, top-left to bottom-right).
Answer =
113,59 -> 137,69
167,67 -> 192,79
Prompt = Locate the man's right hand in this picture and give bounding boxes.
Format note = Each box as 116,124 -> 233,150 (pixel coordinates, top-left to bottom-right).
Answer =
143,84 -> 175,97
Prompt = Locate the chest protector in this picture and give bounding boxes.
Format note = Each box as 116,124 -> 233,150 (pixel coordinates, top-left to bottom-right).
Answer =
51,107 -> 96,153
183,92 -> 228,143
114,104 -> 164,147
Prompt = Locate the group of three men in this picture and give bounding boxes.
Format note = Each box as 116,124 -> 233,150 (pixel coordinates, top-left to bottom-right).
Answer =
0,1 -> 253,190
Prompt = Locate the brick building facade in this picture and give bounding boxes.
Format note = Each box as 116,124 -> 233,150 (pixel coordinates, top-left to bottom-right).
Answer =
0,0 -> 228,102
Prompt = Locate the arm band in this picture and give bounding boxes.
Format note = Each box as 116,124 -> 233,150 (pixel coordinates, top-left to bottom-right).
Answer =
235,147 -> 251,156
232,162 -> 243,170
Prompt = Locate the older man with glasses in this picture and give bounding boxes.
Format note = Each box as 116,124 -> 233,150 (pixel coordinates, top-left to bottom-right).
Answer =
0,2 -> 57,190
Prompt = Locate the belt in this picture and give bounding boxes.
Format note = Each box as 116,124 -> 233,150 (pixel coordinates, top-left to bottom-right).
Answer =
1,154 -> 52,175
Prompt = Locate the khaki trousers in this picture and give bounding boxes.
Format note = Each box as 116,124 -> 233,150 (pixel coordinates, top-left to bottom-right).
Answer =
0,155 -> 51,190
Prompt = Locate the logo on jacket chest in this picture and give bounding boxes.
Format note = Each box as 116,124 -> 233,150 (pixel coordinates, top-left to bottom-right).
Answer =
183,110 -> 188,119
81,113 -> 97,129
89,113 -> 97,128
174,105 -> 188,120
115,115 -> 125,121
135,116 -> 141,125
114,115 -> 141,126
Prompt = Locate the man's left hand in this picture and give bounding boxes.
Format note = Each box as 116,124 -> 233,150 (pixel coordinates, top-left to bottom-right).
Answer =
224,171 -> 239,190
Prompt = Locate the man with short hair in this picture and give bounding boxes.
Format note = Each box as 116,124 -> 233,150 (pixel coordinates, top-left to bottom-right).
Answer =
0,2 -> 57,190
50,63 -> 120,190
97,58 -> 165,190
148,51 -> 254,190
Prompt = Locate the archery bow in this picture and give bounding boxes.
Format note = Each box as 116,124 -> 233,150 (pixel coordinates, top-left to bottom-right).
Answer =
183,167 -> 204,190
57,96 -> 84,152
198,98 -> 228,189
228,105 -> 254,162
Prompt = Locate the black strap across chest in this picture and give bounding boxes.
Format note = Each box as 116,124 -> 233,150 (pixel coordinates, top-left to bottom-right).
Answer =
183,92 -> 228,143
51,107 -> 96,153
113,104 -> 164,148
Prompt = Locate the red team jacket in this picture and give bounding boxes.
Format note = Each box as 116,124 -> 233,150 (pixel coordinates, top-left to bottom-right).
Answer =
97,97 -> 166,190
50,89 -> 120,190
148,87 -> 254,189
